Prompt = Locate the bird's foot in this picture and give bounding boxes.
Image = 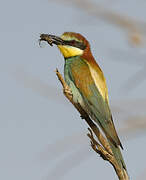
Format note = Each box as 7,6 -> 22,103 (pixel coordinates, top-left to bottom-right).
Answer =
63,87 -> 73,99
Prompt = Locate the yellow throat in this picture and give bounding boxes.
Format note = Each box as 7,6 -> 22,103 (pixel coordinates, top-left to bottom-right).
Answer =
57,45 -> 83,58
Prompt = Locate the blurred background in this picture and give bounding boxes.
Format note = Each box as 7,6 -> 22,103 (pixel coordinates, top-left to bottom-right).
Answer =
0,0 -> 146,179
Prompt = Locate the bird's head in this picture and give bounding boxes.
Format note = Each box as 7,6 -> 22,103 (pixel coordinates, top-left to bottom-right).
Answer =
39,32 -> 90,59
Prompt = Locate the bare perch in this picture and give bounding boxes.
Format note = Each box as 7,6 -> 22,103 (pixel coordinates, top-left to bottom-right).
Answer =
56,69 -> 129,180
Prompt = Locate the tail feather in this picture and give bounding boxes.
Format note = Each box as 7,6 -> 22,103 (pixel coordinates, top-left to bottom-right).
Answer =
108,140 -> 127,171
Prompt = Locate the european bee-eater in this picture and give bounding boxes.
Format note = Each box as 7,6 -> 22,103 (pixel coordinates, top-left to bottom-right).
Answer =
39,32 -> 127,173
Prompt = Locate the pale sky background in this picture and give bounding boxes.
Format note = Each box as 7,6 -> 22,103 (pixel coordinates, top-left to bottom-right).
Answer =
0,0 -> 146,179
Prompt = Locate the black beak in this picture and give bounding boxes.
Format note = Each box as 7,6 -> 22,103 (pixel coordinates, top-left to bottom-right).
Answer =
39,34 -> 65,46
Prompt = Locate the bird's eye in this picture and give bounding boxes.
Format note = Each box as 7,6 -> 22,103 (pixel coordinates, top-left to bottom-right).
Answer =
70,40 -> 76,45
65,40 -> 86,50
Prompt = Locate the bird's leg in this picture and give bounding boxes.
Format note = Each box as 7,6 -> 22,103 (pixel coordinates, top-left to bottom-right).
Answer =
63,86 -> 73,98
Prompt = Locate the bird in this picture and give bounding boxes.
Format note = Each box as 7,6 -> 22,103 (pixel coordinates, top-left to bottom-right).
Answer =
39,32 -> 127,174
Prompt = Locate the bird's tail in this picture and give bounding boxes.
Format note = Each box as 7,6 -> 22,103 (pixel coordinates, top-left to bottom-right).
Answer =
108,140 -> 128,175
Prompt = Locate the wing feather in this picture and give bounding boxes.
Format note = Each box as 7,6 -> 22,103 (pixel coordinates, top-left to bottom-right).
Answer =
70,57 -> 122,147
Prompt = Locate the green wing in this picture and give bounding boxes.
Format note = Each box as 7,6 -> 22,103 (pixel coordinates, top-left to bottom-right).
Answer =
69,57 -> 122,148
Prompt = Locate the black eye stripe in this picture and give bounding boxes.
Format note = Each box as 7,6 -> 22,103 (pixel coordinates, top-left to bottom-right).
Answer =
64,40 -> 86,50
